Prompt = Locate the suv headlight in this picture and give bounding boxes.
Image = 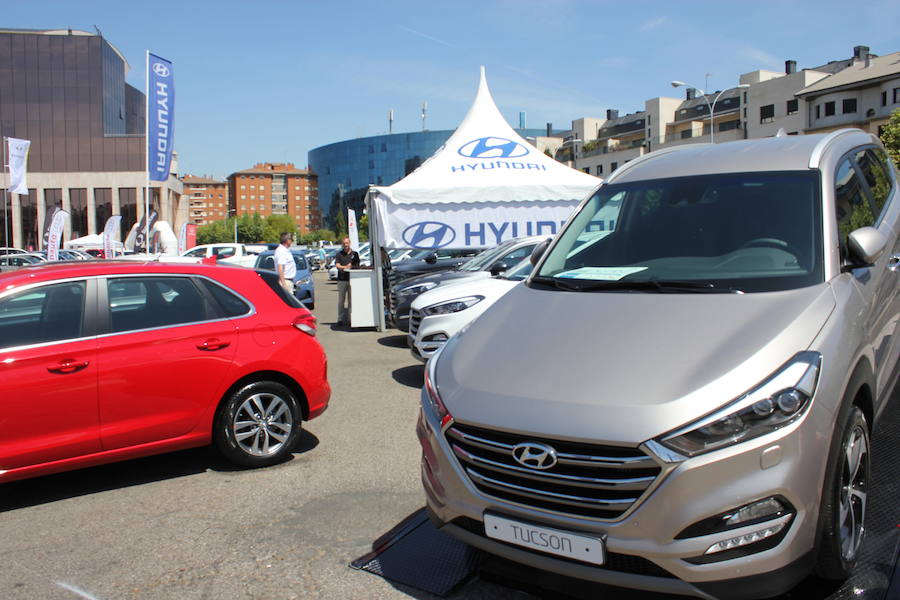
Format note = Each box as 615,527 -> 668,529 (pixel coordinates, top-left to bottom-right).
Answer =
399,282 -> 437,297
421,296 -> 483,316
658,352 -> 821,457
424,346 -> 452,429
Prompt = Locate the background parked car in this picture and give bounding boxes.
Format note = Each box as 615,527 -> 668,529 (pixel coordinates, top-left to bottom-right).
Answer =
0,260 -> 330,483
0,252 -> 46,267
254,248 -> 315,309
408,256 -> 533,361
389,237 -> 541,331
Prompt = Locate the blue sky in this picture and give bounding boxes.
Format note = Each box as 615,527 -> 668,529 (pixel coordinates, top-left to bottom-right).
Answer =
5,0 -> 900,179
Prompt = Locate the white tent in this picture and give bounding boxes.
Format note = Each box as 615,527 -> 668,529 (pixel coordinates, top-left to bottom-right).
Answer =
368,66 -> 601,251
64,234 -> 124,250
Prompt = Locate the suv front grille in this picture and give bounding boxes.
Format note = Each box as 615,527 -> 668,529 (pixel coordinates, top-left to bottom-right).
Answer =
409,309 -> 422,337
446,423 -> 661,520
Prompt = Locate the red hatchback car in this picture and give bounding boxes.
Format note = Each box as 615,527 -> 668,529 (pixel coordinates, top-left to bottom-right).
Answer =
0,260 -> 330,483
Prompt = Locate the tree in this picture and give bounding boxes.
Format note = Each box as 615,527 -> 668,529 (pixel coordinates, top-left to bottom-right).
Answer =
880,107 -> 900,169
263,214 -> 297,242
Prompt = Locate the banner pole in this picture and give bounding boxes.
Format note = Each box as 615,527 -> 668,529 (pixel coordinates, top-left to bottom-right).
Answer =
144,50 -> 150,255
2,135 -> 9,249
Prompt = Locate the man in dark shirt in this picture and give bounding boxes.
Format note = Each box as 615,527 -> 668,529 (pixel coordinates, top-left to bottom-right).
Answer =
335,237 -> 360,326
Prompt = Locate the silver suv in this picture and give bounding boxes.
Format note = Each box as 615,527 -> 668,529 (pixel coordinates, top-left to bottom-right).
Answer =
417,130 -> 899,599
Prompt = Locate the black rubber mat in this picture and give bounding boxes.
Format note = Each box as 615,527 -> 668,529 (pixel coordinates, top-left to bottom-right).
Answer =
350,509 -> 485,597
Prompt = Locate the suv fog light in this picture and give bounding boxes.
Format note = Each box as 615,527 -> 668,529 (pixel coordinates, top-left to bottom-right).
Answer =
675,496 -> 793,539
724,497 -> 786,527
425,333 -> 449,342
705,521 -> 786,555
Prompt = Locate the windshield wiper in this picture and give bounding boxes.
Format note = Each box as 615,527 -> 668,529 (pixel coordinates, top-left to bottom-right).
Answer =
531,276 -> 742,293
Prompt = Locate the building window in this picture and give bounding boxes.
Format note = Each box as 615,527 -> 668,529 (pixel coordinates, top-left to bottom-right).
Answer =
825,101 -> 835,116
882,91 -> 888,106
240,185 -> 245,190
894,88 -> 900,103
381,143 -> 387,152
241,195 -> 246,200
842,99 -> 857,114
680,130 -> 692,139
368,145 -> 374,153
759,104 -> 775,124
786,99 -> 799,115
816,105 -> 821,119
611,162 -> 618,171
719,120 -> 740,132
597,165 -> 603,175
582,167 -> 590,174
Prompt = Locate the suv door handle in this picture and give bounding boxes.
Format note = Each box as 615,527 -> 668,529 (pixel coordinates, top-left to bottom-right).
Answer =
196,338 -> 230,351
47,359 -> 90,374
888,253 -> 900,272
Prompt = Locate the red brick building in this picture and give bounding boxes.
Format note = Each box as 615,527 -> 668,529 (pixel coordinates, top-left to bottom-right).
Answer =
226,163 -> 320,233
181,175 -> 229,226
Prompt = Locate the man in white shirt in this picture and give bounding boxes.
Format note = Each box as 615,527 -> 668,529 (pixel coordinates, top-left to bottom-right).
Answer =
275,232 -> 297,295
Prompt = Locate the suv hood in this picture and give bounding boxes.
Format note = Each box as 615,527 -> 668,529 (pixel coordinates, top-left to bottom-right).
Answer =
435,283 -> 835,445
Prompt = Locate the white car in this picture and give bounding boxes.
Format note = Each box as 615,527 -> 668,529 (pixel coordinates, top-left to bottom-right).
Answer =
407,258 -> 533,362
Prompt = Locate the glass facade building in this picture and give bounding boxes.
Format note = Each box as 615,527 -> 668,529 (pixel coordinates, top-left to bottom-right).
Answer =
308,128 -> 551,227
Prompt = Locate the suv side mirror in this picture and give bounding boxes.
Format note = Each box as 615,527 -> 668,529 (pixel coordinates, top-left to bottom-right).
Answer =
530,238 -> 552,266
424,252 -> 438,264
489,261 -> 509,276
845,227 -> 887,269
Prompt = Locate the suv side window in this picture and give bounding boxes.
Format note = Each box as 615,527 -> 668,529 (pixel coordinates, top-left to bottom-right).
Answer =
834,157 -> 875,254
0,281 -> 86,350
854,148 -> 894,221
184,248 -> 206,257
108,276 -> 208,332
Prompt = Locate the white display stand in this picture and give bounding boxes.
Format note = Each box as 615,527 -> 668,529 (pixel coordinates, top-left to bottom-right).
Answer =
349,270 -> 378,328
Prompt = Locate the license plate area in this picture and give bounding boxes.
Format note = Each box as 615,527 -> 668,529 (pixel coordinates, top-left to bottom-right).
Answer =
483,513 -> 606,565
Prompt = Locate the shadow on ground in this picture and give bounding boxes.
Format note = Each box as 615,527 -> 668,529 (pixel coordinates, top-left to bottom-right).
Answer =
0,429 -> 320,512
392,365 -> 424,389
378,334 -> 409,348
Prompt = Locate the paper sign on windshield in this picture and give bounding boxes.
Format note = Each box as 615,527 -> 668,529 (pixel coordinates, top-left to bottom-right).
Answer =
556,266 -> 647,280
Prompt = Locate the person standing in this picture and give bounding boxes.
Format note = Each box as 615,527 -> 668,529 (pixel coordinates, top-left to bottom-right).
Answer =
335,236 -> 360,326
275,232 -> 296,295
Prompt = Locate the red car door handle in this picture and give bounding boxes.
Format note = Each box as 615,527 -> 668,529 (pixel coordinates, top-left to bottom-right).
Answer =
47,359 -> 90,374
196,339 -> 230,351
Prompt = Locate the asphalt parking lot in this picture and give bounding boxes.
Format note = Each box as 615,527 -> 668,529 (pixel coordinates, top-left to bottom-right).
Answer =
1,270 -> 897,600
0,271 -> 528,600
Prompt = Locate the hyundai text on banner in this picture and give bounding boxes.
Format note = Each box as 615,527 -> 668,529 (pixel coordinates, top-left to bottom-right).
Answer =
46,210 -> 68,261
7,138 -> 31,195
148,54 -> 174,182
103,215 -> 122,258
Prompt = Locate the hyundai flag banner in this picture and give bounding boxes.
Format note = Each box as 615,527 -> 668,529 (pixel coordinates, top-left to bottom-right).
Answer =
103,215 -> 122,258
46,209 -> 68,261
347,208 -> 359,251
148,53 -> 174,182
134,210 -> 158,253
7,137 -> 31,195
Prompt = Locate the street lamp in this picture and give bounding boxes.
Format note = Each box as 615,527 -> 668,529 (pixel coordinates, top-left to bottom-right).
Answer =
671,81 -> 749,143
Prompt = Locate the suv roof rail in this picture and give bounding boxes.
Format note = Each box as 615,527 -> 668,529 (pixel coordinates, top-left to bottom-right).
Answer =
808,128 -> 870,169
604,144 -> 700,184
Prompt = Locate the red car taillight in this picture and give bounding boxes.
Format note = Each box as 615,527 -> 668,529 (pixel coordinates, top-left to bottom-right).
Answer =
292,311 -> 317,336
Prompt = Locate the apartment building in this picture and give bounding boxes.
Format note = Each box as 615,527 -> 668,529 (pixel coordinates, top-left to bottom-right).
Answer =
226,163 -> 321,233
572,45 -> 898,178
797,47 -> 900,136
181,175 -> 229,226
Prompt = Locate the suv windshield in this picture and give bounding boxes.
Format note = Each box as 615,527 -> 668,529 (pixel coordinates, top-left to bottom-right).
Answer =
534,171 -> 823,293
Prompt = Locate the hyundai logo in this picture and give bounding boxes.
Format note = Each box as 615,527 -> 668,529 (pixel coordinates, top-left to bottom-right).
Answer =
458,137 -> 530,159
511,442 -> 558,470
152,63 -> 170,77
402,221 -> 456,249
